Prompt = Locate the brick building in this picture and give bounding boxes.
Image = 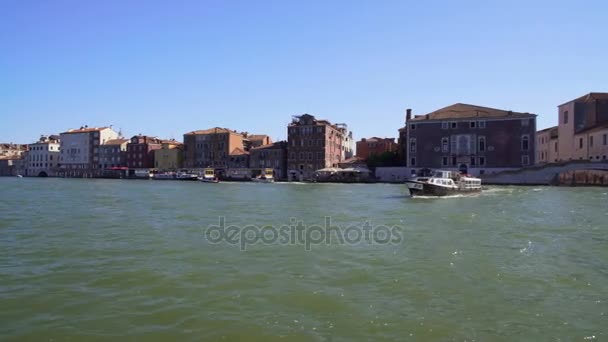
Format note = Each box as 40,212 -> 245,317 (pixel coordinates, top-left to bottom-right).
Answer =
126,135 -> 162,169
356,137 -> 398,161
406,103 -> 537,175
183,128 -> 250,169
287,114 -> 346,181
249,141 -> 288,180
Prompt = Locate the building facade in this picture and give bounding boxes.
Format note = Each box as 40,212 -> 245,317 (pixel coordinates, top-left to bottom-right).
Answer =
247,135 -> 272,148
126,135 -> 162,169
183,128 -> 250,169
59,126 -> 119,177
0,143 -> 28,158
557,93 -> 608,162
338,126 -> 354,160
154,140 -> 184,171
249,141 -> 288,180
99,138 -> 128,169
25,135 -> 60,177
536,126 -> 559,164
356,137 -> 398,161
287,114 -> 345,181
406,103 -> 537,175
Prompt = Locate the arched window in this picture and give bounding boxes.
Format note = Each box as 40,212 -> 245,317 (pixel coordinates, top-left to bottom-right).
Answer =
521,135 -> 529,151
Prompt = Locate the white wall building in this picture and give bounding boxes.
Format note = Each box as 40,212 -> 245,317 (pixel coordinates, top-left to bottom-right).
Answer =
26,135 -> 61,177
59,126 -> 119,177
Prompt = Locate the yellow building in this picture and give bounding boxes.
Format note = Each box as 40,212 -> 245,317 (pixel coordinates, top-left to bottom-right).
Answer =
154,140 -> 183,171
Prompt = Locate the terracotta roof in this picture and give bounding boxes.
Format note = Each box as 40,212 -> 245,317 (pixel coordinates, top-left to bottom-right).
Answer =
161,140 -> 183,145
229,147 -> 249,156
61,127 -> 110,134
575,123 -> 608,135
559,92 -> 608,106
185,127 -> 242,135
103,139 -> 129,145
0,155 -> 23,160
409,103 -> 535,121
248,134 -> 269,140
537,126 -> 558,133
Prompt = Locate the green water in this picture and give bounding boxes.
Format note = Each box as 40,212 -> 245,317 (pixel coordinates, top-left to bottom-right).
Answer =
1,178 -> 606,341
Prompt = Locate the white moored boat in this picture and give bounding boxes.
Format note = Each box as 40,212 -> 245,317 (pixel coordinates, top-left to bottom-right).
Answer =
199,168 -> 219,183
405,170 -> 482,197
252,168 -> 274,183
176,172 -> 198,181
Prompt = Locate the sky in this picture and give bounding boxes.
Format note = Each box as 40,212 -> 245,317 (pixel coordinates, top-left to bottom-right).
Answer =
1,0 -> 607,144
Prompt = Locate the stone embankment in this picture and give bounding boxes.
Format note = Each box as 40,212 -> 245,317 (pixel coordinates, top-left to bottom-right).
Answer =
481,161 -> 608,185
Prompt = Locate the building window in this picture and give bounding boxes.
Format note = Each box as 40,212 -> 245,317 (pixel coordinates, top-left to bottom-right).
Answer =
410,124 -> 416,130
410,157 -> 416,166
470,121 -> 476,128
478,136 -> 486,152
564,111 -> 569,124
470,157 -> 476,166
409,138 -> 416,153
451,122 -> 457,129
478,121 -> 486,129
479,156 -> 485,166
589,136 -> 594,148
441,122 -> 449,129
442,156 -> 448,166
604,134 -> 607,145
522,155 -> 530,166
521,119 -> 529,126
452,156 -> 457,166
554,141 -> 558,152
521,135 -> 529,151
579,137 -> 583,149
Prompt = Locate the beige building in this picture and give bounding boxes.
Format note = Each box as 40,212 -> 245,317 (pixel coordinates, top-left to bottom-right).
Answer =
26,135 -> 61,177
536,126 -> 558,164
154,140 -> 184,171
59,126 -> 119,176
557,93 -> 608,162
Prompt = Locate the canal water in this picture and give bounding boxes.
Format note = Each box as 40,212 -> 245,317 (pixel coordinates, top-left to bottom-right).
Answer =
1,178 -> 606,341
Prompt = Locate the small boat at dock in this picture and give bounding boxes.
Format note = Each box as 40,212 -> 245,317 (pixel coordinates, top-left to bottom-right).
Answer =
405,170 -> 481,197
199,168 -> 220,183
252,168 -> 274,183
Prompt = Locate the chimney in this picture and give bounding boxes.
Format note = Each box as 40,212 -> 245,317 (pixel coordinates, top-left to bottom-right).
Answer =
406,108 -> 412,122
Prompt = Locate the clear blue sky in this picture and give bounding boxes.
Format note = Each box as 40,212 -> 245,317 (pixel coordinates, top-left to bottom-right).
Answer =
1,0 -> 607,144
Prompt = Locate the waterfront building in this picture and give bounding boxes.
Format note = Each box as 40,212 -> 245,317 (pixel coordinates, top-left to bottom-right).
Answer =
338,126 -> 354,160
287,114 -> 345,181
25,135 -> 60,177
0,143 -> 28,158
154,140 -> 183,171
0,156 -> 24,176
405,103 -> 537,176
557,93 -> 608,162
99,138 -> 128,169
536,126 -> 559,164
227,147 -> 250,170
59,126 -> 119,177
397,109 -> 412,166
183,127 -> 250,169
356,137 -> 398,161
126,135 -> 162,169
249,141 -> 288,180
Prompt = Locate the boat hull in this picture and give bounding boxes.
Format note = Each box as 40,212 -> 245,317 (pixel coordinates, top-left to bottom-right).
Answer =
406,181 -> 480,197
